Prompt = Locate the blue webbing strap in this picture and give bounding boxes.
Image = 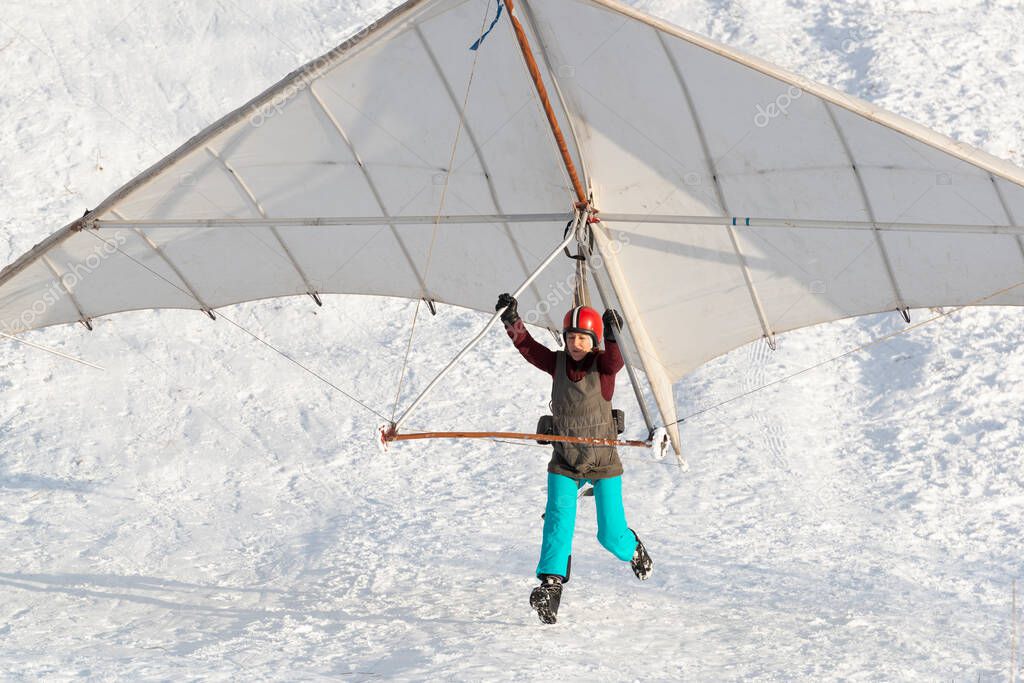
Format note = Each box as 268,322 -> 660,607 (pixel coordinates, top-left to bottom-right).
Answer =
469,0 -> 505,51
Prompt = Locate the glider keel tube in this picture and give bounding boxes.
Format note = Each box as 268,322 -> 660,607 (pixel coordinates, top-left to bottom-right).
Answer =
503,0 -> 588,206
390,220 -> 579,432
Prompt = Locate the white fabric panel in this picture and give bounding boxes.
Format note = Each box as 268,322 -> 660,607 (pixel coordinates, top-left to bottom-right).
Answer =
879,231 -> 1024,308
50,231 -> 200,314
718,168 -> 868,222
417,2 -> 573,214
274,219 -> 569,330
404,220 -> 570,318
102,147 -> 256,221
312,27 -> 484,217
830,106 -> 1004,224
0,229 -> 205,334
995,177 -> 1024,224
602,220 -> 763,377
0,221 -> 580,334
830,104 -> 991,175
589,0 -> 1024,190
309,1 -> 571,220
733,225 -> 895,335
65,220 -> 574,332
0,260 -> 82,333
528,0 -> 719,216
278,225 -> 427,299
141,226 -> 309,308
209,91 -> 383,219
859,166 -> 1004,225
665,41 -> 866,220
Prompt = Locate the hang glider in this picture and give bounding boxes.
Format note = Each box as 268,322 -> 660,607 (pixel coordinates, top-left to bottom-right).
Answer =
2,0 -> 1023,459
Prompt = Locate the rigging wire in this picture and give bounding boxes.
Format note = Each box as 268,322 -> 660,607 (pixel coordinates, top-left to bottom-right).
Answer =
659,278 -> 1024,430
80,229 -> 390,422
389,0 -> 498,422
0,330 -> 105,370
389,297 -> 423,422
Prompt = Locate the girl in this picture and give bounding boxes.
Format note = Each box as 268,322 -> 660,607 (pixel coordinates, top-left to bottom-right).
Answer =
496,293 -> 653,624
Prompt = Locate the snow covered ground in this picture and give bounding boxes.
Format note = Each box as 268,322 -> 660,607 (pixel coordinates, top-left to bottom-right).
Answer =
2,0 -> 1024,679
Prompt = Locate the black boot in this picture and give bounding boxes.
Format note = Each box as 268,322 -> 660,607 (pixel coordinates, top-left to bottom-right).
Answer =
529,574 -> 563,624
630,529 -> 653,580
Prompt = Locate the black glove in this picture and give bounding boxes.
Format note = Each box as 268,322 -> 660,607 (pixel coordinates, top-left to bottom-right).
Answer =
496,292 -> 519,326
603,309 -> 623,342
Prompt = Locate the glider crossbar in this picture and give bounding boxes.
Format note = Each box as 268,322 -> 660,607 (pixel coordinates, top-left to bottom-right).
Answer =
382,428 -> 649,449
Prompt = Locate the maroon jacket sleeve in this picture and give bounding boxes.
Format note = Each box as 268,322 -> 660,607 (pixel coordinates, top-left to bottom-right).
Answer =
505,319 -> 556,376
597,340 -> 624,374
597,340 -> 624,401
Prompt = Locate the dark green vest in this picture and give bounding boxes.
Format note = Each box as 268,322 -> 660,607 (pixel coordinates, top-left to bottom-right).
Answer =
547,351 -> 623,480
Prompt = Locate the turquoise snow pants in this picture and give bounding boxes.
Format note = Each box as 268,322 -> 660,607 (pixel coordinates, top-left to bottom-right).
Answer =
536,472 -> 636,580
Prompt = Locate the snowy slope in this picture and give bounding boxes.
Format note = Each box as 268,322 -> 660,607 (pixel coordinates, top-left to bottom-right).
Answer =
2,0 -> 1024,680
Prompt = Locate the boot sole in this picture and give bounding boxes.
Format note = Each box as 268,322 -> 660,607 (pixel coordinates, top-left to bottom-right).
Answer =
530,589 -> 558,624
632,561 -> 653,581
631,546 -> 653,580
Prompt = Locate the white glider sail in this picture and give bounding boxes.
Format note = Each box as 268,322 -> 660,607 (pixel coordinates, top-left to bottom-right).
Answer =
535,0 -> 1024,383
3,0 -> 1024,456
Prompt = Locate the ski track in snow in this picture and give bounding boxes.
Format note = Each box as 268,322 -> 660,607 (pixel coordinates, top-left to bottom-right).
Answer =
2,0 -> 1024,680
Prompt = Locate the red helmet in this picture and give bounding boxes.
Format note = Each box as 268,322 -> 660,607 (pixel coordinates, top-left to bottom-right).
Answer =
563,306 -> 603,347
